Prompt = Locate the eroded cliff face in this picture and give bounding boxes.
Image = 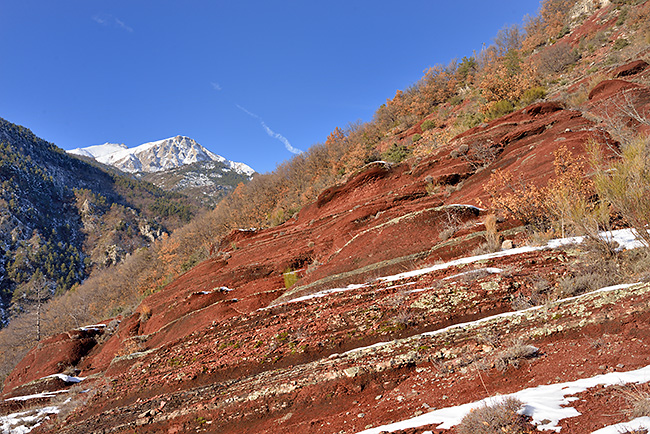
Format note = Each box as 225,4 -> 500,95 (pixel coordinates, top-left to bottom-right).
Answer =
2,62 -> 650,434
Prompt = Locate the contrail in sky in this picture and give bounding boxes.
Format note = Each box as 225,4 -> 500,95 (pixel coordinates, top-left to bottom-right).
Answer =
236,104 -> 303,155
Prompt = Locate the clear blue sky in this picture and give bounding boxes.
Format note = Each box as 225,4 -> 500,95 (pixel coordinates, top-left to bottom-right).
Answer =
0,1 -> 542,174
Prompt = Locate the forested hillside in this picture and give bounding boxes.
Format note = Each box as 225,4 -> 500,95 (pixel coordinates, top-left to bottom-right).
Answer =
140,159 -> 253,208
0,118 -> 197,328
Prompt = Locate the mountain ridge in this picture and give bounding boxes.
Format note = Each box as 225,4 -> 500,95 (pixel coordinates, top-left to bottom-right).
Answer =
0,117 -> 198,326
68,135 -> 255,176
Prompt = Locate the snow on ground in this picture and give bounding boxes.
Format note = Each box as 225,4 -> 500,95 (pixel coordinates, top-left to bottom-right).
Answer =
0,405 -> 61,434
46,374 -> 84,383
4,390 -> 68,402
381,228 -> 643,284
442,267 -> 503,280
287,283 -> 368,304
78,324 -> 107,332
357,365 -> 650,434
444,204 -> 486,212
280,229 -> 643,308
591,417 -> 650,433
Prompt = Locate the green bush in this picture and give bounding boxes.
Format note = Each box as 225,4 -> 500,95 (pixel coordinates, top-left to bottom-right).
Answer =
486,100 -> 515,120
460,112 -> 485,129
613,37 -> 630,50
382,143 -> 411,163
616,7 -> 629,26
411,133 -> 422,142
520,86 -> 547,106
421,119 -> 437,131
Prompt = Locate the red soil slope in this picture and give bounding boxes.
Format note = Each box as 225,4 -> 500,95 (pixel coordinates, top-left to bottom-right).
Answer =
2,70 -> 650,434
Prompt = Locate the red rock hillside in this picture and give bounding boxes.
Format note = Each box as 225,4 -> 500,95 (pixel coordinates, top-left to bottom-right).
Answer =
2,12 -> 650,434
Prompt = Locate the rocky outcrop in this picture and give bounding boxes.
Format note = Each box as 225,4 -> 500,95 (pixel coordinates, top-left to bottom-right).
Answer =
3,327 -> 102,395
613,59 -> 649,78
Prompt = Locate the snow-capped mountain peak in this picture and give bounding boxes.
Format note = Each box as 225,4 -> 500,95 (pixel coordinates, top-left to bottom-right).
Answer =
67,136 -> 255,176
68,142 -> 128,160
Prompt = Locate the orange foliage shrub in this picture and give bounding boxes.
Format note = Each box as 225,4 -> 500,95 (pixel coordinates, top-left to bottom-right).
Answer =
478,45 -> 540,108
485,145 -> 597,237
523,0 -> 578,51
411,63 -> 460,117
485,169 -> 551,232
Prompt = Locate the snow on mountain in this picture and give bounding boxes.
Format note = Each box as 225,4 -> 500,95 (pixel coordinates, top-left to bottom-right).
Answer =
68,142 -> 128,159
68,136 -> 255,176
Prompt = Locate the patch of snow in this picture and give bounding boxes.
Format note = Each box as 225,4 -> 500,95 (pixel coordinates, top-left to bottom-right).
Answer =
277,229 -> 641,308
357,365 -> 650,434
0,405 -> 60,434
287,283 -> 367,304
591,417 -> 650,434
228,160 -> 256,176
68,142 -> 127,159
215,286 -> 234,292
46,373 -> 84,383
405,285 -> 439,294
442,267 -> 503,280
78,323 -> 106,332
444,204 -> 486,212
381,229 -> 642,284
5,390 -> 68,402
343,340 -> 391,356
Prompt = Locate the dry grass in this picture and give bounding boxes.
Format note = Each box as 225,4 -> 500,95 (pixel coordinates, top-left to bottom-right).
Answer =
553,268 -> 617,299
457,397 -> 535,434
484,214 -> 501,253
621,249 -> 650,282
511,278 -> 550,310
138,304 -> 152,322
621,384 -> 650,418
494,338 -> 539,371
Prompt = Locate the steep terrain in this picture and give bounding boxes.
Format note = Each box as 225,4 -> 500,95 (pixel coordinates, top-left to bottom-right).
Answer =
2,1 -> 650,433
69,136 -> 254,176
70,136 -> 255,207
3,58 -> 650,432
0,119 -> 197,325
140,160 -> 253,208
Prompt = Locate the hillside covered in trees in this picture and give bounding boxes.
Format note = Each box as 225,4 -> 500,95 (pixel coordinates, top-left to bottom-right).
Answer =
0,118 -> 199,329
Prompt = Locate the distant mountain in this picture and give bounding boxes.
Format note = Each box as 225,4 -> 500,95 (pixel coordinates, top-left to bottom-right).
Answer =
140,160 -> 253,208
68,136 -> 255,176
0,118 -> 197,326
67,142 -> 128,160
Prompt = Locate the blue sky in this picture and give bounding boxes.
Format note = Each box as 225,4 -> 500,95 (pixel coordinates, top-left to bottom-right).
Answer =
0,1 -> 542,174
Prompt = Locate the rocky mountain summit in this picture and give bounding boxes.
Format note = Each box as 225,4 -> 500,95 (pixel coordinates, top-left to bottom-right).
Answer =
69,136 -> 254,176
69,136 -> 255,206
